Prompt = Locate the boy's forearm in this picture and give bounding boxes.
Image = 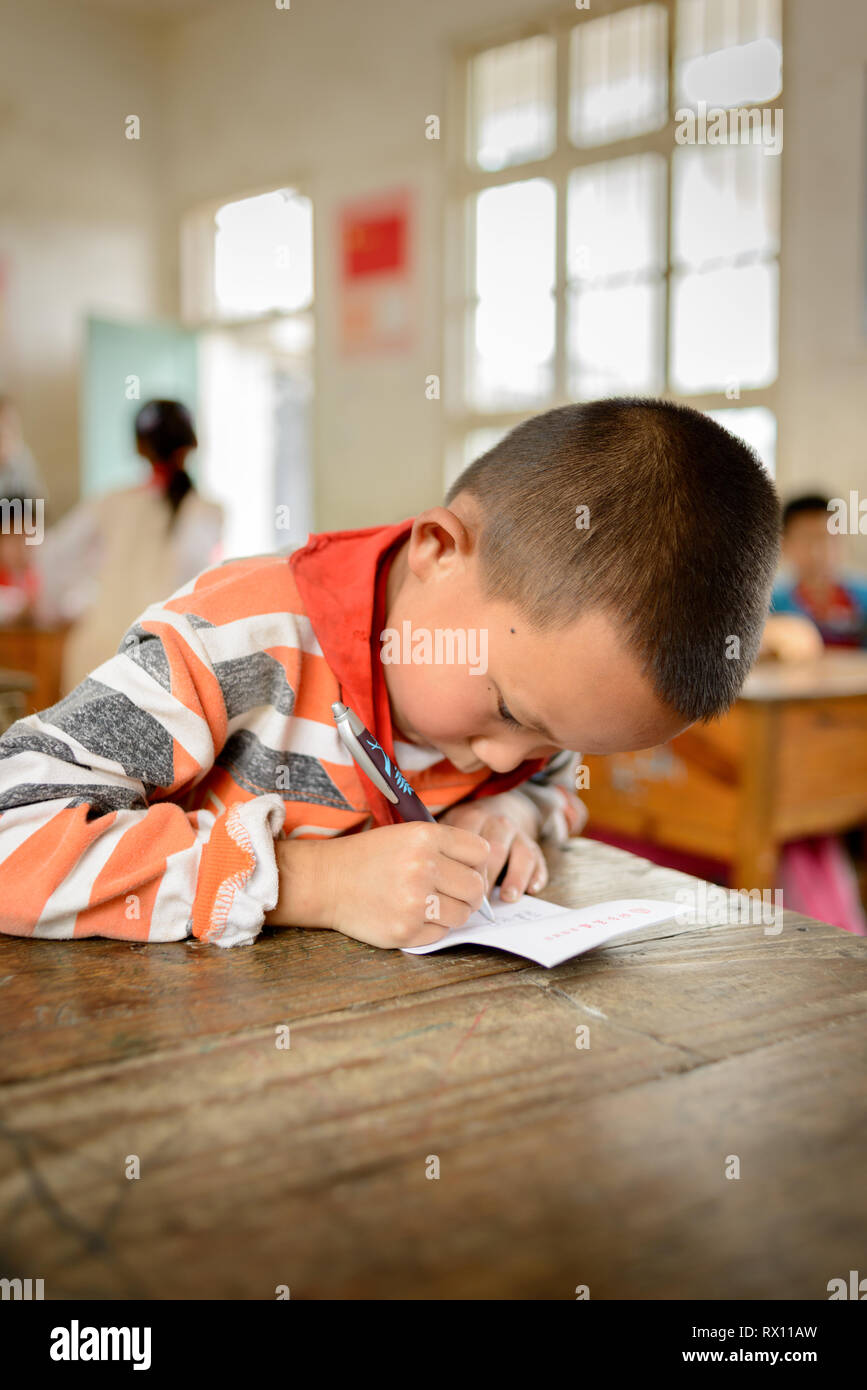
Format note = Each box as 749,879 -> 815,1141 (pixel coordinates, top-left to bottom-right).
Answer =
263,838 -> 335,929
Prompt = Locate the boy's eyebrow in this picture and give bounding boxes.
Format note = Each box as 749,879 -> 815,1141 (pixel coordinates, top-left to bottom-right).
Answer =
503,689 -> 558,744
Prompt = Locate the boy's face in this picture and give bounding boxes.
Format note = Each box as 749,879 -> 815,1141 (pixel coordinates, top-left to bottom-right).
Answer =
381,501 -> 690,773
782,510 -> 839,587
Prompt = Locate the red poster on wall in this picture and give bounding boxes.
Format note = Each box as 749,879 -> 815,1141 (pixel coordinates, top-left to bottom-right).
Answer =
339,190 -> 413,354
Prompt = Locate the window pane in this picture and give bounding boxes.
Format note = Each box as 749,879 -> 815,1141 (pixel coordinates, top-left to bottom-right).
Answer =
214,189 -> 313,318
570,4 -> 668,147
470,35 -> 556,171
671,261 -> 778,392
470,300 -> 555,409
475,179 -> 555,297
705,406 -> 776,476
568,154 -> 666,283
469,180 -> 556,409
568,280 -> 665,398
677,0 -> 782,107
673,144 -> 779,268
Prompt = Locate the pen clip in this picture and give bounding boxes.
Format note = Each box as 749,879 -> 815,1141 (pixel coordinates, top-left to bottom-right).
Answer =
333,704 -> 399,804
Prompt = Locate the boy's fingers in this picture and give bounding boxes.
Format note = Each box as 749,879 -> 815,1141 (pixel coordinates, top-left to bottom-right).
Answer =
434,859 -> 487,915
528,855 -> 548,894
435,822 -> 492,868
499,840 -> 547,901
477,814 -> 519,887
418,890 -> 476,934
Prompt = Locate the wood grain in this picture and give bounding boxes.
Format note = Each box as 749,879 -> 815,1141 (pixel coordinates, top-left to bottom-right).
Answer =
1,838 -> 865,1299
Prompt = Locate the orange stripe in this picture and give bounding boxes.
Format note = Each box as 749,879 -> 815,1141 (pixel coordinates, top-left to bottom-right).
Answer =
141,618 -> 228,760
165,560 -> 304,627
293,649 -> 340,723
77,803 -> 197,940
0,805 -> 117,936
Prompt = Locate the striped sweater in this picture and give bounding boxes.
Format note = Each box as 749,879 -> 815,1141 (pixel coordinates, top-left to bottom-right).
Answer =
0,518 -> 585,947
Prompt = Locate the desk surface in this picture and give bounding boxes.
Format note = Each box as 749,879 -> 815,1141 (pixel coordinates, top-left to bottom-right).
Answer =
1,839 -> 865,1300
742,650 -> 867,700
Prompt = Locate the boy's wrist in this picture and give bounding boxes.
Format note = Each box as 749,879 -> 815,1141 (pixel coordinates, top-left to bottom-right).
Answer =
264,838 -> 336,929
493,788 -> 543,839
442,788 -> 543,841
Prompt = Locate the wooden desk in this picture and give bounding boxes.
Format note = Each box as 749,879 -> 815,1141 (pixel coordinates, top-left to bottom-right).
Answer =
1,838 -> 864,1299
0,626 -> 65,714
0,666 -> 35,733
581,652 -> 867,891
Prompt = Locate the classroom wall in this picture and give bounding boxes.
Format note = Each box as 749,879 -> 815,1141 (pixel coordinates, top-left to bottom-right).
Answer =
0,0 -> 170,518
161,0 -> 867,563
777,0 -> 867,568
3,0 -> 866,563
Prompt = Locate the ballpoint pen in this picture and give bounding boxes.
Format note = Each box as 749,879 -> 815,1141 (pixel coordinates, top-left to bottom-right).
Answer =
331,700 -> 497,924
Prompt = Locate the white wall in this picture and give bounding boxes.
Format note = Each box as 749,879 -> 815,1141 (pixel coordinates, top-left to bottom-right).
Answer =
778,0 -> 867,564
160,0 -> 562,531
160,0 -> 867,560
3,0 -> 866,561
0,0 -> 169,517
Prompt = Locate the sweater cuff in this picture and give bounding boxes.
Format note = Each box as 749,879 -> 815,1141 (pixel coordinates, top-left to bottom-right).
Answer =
520,782 -> 587,845
192,794 -> 285,947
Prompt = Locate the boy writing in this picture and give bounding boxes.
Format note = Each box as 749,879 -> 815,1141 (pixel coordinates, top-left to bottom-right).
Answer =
0,398 -> 780,949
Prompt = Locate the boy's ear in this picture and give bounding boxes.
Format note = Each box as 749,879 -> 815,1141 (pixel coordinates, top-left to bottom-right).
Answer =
408,505 -> 476,578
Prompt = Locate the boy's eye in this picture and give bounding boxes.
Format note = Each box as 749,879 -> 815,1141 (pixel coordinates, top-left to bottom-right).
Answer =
497,694 -> 523,729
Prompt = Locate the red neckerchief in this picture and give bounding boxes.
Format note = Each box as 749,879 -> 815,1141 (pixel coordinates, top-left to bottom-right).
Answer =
289,518 -> 547,825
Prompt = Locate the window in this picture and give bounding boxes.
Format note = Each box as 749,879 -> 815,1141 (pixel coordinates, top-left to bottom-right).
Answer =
181,187 -> 315,559
447,0 -> 782,481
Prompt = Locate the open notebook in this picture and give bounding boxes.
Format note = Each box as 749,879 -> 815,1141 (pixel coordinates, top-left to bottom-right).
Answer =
402,888 -> 680,969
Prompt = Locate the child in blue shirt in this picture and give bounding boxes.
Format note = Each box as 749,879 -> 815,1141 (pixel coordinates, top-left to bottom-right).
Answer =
771,493 -> 867,648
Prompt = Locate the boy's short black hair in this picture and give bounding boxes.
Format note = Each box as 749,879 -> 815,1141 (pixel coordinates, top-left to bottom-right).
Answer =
782,493 -> 830,530
444,397 -> 781,724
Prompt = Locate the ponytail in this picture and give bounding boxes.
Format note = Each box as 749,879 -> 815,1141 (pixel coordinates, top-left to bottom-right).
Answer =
165,467 -> 195,527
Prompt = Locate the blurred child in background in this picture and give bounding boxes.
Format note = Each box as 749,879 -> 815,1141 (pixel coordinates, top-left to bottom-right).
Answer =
0,396 -> 46,500
759,491 -> 867,934
770,493 -> 867,648
37,400 -> 223,693
0,496 -> 41,624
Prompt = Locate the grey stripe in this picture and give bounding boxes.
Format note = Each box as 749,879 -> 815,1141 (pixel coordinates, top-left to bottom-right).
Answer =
117,624 -> 172,691
213,651 -> 295,719
39,680 -> 175,788
0,728 -> 90,768
217,729 -> 353,810
528,750 -> 574,783
0,783 -> 146,814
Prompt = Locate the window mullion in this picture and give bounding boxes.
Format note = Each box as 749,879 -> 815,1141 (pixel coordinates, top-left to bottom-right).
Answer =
554,25 -> 571,404
663,0 -> 677,394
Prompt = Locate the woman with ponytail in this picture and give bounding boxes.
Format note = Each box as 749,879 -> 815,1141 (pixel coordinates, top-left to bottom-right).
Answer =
38,400 -> 223,694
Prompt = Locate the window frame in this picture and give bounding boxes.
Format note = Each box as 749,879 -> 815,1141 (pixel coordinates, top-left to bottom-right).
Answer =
179,176 -> 316,335
444,0 -> 784,480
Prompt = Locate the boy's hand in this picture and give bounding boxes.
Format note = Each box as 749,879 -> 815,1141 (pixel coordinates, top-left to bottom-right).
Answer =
438,789 -> 549,902
267,821 -> 491,950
